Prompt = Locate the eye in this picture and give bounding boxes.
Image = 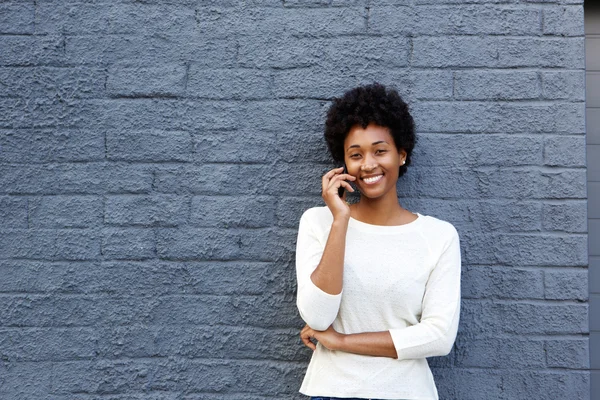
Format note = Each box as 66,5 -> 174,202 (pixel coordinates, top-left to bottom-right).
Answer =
375,149 -> 388,155
349,153 -> 361,159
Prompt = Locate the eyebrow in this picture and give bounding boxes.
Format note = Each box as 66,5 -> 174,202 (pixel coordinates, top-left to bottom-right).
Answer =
346,140 -> 388,151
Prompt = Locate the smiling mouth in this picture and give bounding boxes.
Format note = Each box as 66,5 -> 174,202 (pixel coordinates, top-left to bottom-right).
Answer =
362,175 -> 383,185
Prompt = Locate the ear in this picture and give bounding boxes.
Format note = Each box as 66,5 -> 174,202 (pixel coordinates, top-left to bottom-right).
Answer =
398,148 -> 407,166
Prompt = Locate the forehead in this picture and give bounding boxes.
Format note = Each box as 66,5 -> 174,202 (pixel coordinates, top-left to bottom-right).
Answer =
344,123 -> 394,148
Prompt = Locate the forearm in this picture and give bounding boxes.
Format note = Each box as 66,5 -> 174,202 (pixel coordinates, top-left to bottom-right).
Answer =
309,218 -> 349,295
337,331 -> 398,359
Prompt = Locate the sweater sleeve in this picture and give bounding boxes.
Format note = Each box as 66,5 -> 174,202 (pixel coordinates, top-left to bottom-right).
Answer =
295,209 -> 342,331
389,224 -> 461,360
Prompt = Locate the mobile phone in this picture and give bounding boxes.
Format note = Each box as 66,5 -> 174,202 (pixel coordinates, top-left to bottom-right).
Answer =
338,165 -> 348,197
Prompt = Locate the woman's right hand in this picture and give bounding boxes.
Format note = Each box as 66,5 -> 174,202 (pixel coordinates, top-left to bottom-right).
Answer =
322,166 -> 356,220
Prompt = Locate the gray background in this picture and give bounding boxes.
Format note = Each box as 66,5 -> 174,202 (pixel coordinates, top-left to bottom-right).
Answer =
0,0 -> 590,399
586,2 -> 599,398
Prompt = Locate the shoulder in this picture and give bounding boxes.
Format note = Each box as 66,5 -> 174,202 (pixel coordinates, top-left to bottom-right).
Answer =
418,214 -> 459,241
299,206 -> 333,228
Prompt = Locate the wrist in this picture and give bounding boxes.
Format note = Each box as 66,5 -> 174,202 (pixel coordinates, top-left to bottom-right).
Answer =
332,216 -> 350,227
334,331 -> 347,352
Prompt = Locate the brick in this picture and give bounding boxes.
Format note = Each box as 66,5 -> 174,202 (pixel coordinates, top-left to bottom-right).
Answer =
540,169 -> 587,198
156,227 -> 241,260
105,195 -> 189,227
0,3 -> 35,34
155,163 -> 328,196
65,35 -> 236,68
399,167 -> 481,199
0,97 -> 94,130
0,260 -> 291,296
543,135 -> 586,167
276,197 -> 324,228
467,200 -> 542,232
371,6 -> 540,35
413,37 -> 584,68
154,326 -> 303,361
284,0 -> 331,6
542,201 -> 587,232
500,371 -> 589,400
455,336 -> 545,368
150,294 -> 299,328
187,68 -> 273,100
0,295 -> 101,327
462,231 -> 588,266
35,2 -> 111,34
107,64 -> 187,97
0,196 -> 28,228
546,339 -> 589,368
0,361 -> 52,395
461,300 -> 588,335
236,99 -> 326,134
29,195 -> 102,228
0,261 -> 96,293
109,4 -> 196,35
95,325 -> 157,358
273,68 -> 450,101
543,6 -> 584,36
454,71 -> 539,100
0,327 -> 98,361
462,266 -> 544,299
432,368 -> 504,400
541,70 -> 585,100
544,268 -> 588,300
0,163 -> 153,195
102,228 -> 155,260
475,168 -> 541,199
190,196 -> 276,228
0,35 -> 64,66
0,129 -> 104,163
82,99 -> 238,132
192,129 -> 277,163
196,6 -> 366,38
238,35 -> 319,69
412,101 -> 584,134
107,130 -> 192,162
415,134 -> 543,167
156,227 -> 295,262
0,229 -> 100,260
277,130 -> 331,164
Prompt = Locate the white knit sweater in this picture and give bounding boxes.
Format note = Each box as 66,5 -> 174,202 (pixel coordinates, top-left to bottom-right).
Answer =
296,206 -> 461,400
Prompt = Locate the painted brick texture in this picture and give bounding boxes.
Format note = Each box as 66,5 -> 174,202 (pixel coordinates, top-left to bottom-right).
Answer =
0,1 -> 588,399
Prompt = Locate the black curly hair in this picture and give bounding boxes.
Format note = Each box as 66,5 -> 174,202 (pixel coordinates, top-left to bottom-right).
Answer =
324,83 -> 416,177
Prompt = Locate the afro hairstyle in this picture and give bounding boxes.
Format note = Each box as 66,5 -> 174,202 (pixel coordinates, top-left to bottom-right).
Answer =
324,83 -> 416,177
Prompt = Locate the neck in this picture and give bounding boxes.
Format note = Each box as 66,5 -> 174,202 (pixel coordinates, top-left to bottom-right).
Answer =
352,191 -> 404,226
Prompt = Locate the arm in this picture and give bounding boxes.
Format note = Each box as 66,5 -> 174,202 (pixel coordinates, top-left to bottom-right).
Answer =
296,167 -> 355,330
388,226 -> 462,359
301,225 -> 461,360
301,325 -> 398,358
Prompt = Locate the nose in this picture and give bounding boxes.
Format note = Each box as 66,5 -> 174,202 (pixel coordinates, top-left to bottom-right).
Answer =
360,162 -> 378,171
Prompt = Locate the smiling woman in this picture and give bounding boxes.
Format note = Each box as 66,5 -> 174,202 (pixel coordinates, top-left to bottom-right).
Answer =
295,84 -> 461,400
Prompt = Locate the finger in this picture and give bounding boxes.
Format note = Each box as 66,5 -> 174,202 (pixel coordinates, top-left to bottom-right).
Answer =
300,331 -> 317,351
339,181 -> 355,192
322,167 -> 344,189
327,178 -> 355,194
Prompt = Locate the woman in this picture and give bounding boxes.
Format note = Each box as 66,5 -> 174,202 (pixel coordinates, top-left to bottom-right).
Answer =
295,83 -> 461,400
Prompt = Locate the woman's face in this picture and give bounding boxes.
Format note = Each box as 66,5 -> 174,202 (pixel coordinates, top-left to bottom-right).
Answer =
343,123 -> 406,200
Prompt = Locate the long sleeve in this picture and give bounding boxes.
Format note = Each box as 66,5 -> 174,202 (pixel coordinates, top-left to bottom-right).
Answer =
389,224 -> 461,360
295,208 -> 342,331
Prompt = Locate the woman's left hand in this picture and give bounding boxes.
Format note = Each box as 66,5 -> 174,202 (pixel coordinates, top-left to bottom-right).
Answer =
300,324 -> 344,351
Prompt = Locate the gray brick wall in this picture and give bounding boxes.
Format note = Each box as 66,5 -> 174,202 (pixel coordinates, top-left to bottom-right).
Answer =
0,1 -> 588,399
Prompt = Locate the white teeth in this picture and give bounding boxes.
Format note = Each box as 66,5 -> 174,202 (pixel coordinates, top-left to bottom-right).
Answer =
363,175 -> 383,184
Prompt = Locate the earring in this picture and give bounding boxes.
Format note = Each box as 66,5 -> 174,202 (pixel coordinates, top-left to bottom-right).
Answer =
401,160 -> 406,165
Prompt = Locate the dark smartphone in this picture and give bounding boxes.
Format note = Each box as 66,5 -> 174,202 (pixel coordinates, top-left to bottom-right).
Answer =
338,165 -> 348,197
